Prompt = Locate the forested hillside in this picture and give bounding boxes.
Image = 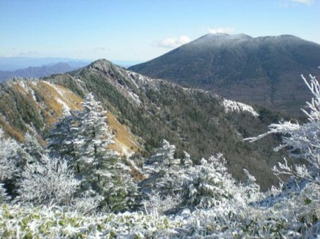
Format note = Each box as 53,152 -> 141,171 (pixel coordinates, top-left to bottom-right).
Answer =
0,79 -> 141,157
0,59 -> 285,188
0,75 -> 319,238
48,59 -> 288,188
130,34 -> 320,116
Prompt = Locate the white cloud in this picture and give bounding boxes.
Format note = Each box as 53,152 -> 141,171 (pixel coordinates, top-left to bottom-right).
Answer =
93,47 -> 108,53
157,35 -> 191,49
17,50 -> 40,57
290,0 -> 314,4
208,27 -> 235,34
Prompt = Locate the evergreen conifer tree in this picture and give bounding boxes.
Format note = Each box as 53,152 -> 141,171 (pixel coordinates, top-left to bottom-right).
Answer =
47,114 -> 77,161
0,129 -> 20,202
141,140 -> 183,198
47,93 -> 138,212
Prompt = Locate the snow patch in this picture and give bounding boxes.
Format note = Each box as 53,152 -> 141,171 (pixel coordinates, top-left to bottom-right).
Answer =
127,91 -> 142,105
125,72 -> 140,89
56,98 -> 71,115
16,81 -> 28,91
118,142 -> 135,158
43,81 -> 66,98
222,99 -> 259,117
126,70 -> 154,86
15,81 -> 37,102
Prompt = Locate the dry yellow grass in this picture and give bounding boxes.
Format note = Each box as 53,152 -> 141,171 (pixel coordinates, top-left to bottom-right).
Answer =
15,81 -> 82,125
1,80 -> 142,157
0,116 -> 24,142
30,81 -> 82,125
54,84 -> 83,110
0,81 -> 82,141
1,80 -> 145,180
107,112 -> 141,157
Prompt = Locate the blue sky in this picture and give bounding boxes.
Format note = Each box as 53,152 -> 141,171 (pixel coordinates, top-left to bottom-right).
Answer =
0,0 -> 319,62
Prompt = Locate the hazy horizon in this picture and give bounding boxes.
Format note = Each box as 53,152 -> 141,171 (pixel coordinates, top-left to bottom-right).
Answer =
1,0 -> 319,62
0,56 -> 140,71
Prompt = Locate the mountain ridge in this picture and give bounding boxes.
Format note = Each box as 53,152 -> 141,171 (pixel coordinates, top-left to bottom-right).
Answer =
0,78 -> 141,157
0,59 -> 286,189
129,34 -> 320,116
0,62 -> 88,82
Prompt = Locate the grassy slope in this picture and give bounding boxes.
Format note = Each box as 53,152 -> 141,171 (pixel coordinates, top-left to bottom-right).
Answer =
0,79 -> 141,157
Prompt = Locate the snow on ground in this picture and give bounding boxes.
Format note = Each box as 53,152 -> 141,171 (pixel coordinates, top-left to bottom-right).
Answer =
43,81 -> 66,98
124,71 -> 141,89
13,81 -> 38,102
56,98 -> 71,115
127,91 -> 142,105
115,140 -> 135,158
125,70 -> 156,89
222,99 -> 259,117
0,204 -> 181,239
75,78 -> 84,83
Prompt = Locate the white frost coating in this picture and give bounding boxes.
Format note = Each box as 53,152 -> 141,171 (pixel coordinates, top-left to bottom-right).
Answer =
56,98 -> 71,115
14,81 -> 37,102
222,99 -> 259,117
126,70 -> 153,85
76,78 -> 83,83
16,81 -> 28,91
125,72 -> 140,89
28,87 -> 37,102
42,81 -> 72,114
119,143 -> 134,158
42,81 -> 65,98
127,91 -> 141,105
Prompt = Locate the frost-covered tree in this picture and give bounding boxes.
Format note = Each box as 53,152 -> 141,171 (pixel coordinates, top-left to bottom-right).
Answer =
186,155 -> 230,208
0,185 -> 9,203
244,74 -> 320,237
0,129 -> 50,202
47,114 -> 76,161
0,129 -> 20,202
140,140 -> 260,214
181,154 -> 249,209
142,192 -> 182,216
47,93 -> 138,212
0,129 -> 19,180
47,93 -> 114,171
246,75 -> 320,184
17,155 -> 80,205
18,132 -> 47,168
71,93 -> 114,173
140,140 -> 184,202
91,157 -> 138,212
72,93 -> 138,212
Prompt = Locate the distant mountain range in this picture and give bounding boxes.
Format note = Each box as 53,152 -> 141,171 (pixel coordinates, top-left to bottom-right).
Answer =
0,59 -> 285,189
0,57 -> 90,71
0,62 -> 89,82
130,34 -> 320,116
